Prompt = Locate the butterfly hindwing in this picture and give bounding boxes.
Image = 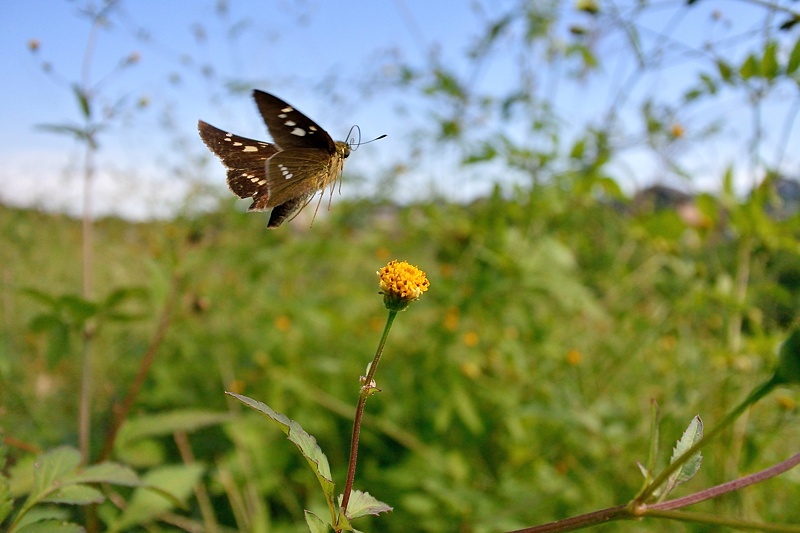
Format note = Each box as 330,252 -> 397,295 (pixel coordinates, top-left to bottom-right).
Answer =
252,90 -> 336,153
264,148 -> 345,208
197,120 -> 278,207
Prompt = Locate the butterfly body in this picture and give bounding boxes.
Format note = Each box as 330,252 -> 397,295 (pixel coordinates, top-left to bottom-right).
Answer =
198,90 -> 349,227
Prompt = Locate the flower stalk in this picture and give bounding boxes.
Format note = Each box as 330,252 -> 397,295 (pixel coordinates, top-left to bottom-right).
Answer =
338,261 -> 429,524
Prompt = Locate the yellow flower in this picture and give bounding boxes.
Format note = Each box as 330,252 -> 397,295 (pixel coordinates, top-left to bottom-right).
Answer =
670,123 -> 685,138
377,260 -> 430,311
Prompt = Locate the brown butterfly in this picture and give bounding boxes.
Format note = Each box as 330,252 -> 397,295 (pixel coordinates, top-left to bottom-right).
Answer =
198,90 -> 351,227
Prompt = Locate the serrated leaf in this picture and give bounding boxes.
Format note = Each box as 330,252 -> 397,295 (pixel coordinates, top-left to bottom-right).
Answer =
305,510 -> 331,533
661,415 -> 703,500
340,490 -> 393,520
672,416 -> 703,465
227,392 -> 334,501
44,484 -> 104,505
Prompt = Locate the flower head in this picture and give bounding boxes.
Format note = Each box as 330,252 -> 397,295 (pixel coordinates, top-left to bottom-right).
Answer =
377,260 -> 430,311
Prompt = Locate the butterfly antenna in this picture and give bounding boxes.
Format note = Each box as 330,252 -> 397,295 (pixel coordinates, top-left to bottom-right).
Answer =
347,125 -> 387,151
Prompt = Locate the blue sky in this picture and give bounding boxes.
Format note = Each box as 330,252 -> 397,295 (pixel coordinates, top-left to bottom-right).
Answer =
1,1 -> 797,218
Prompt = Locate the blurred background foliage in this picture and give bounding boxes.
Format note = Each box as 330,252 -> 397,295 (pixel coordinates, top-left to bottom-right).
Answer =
2,1 -> 800,532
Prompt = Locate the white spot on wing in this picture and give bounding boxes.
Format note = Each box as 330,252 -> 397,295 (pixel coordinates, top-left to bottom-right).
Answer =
278,164 -> 294,180
281,106 -> 293,113
284,120 -> 296,126
243,146 -> 258,152
290,128 -> 307,137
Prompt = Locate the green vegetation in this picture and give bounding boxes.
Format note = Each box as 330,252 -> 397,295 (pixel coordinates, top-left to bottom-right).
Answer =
2,179 -> 799,531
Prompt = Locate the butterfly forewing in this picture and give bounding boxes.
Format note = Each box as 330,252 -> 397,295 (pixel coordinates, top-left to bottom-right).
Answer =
252,90 -> 336,153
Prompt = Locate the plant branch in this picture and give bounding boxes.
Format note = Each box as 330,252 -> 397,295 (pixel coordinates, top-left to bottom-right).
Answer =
339,310 -> 398,523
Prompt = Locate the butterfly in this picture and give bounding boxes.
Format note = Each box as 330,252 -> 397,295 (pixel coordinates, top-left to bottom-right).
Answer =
198,90 -> 351,228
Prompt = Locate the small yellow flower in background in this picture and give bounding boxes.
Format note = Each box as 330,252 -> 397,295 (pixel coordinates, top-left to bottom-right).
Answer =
274,315 -> 292,332
226,379 -> 245,394
443,306 -> 460,331
670,123 -> 685,138
463,331 -> 479,347
377,260 -> 430,311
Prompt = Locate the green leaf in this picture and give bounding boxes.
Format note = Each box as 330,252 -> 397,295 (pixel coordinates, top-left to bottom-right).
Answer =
739,54 -> 759,80
11,448 -> 82,526
305,510 -> 331,533
101,287 -> 149,315
43,484 -> 104,505
116,410 -> 232,447
109,464 -> 204,532
0,446 -> 12,524
12,505 -> 71,531
34,123 -> 91,143
30,447 -> 81,498
428,69 -> 466,100
63,461 -> 141,487
761,41 -> 779,80
17,520 -> 84,533
72,83 -> 91,119
28,315 -> 70,366
638,399 -> 661,484
716,59 -> 734,83
462,142 -> 497,164
28,314 -> 63,334
775,327 -> 800,384
661,415 -> 703,500
226,393 -> 335,502
20,288 -> 57,308
341,490 -> 393,520
452,385 -> 483,434
58,295 -> 98,324
787,35 -> 800,74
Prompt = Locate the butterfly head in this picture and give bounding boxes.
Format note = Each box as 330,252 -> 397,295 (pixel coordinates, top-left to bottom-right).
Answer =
335,141 -> 351,160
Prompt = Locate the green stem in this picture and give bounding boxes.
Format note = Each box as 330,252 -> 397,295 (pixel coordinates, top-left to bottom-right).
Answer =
633,374 -> 780,505
339,310 -> 398,523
